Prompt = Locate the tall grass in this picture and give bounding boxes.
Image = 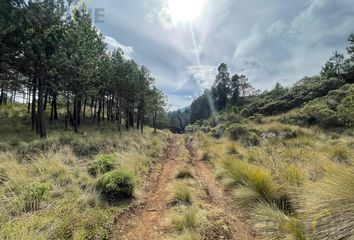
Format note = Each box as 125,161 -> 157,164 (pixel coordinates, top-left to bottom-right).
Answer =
0,125 -> 169,238
303,165 -> 354,240
250,204 -> 305,240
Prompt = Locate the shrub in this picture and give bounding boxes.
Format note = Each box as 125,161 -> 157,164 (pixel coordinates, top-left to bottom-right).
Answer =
171,183 -> 193,205
226,124 -> 249,141
243,131 -> 260,146
88,154 -> 119,176
338,94 -> 354,127
23,182 -> 51,211
304,166 -> 354,240
95,169 -> 136,202
209,125 -> 225,139
176,168 -> 194,179
226,124 -> 260,145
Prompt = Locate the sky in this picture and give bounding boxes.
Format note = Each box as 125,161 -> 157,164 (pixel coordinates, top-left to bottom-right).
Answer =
86,0 -> 354,110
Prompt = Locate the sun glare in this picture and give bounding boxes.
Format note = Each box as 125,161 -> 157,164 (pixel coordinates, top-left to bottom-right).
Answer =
167,0 -> 206,23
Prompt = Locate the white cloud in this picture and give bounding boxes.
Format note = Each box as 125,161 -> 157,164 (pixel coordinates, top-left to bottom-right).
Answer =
187,65 -> 217,90
104,36 -> 134,59
267,20 -> 287,35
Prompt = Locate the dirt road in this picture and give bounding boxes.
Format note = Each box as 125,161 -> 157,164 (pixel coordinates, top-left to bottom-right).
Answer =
112,135 -> 255,240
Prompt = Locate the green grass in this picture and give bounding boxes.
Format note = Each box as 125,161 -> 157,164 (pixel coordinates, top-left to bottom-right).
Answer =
0,107 -> 170,239
303,165 -> 354,240
170,183 -> 193,205
170,207 -> 204,232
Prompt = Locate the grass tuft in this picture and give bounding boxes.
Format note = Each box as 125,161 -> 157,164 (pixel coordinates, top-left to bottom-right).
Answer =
175,168 -> 194,179
95,169 -> 136,202
304,166 -> 354,240
171,183 -> 193,205
23,182 -> 51,212
88,154 -> 119,176
250,204 -> 305,240
170,208 -> 204,232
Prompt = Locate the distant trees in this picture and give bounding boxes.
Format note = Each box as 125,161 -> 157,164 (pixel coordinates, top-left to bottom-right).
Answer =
0,0 -> 166,137
169,32 -> 354,130
321,51 -> 346,78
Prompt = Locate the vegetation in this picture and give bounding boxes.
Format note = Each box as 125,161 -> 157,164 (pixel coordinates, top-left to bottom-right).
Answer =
193,117 -> 354,239
170,182 -> 193,205
0,0 -> 167,138
1,1 -> 354,239
175,167 -> 194,179
95,169 -> 136,202
0,106 -> 169,238
88,154 -> 119,177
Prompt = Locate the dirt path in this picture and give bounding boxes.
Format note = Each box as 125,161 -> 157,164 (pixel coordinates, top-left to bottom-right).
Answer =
112,135 -> 255,240
112,136 -> 183,240
185,137 -> 255,240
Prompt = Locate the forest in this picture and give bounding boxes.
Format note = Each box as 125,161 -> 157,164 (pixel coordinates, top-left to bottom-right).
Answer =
1,0 -> 354,240
1,0 -> 166,138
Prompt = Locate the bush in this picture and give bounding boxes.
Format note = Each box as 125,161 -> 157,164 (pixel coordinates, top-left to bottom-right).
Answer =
23,182 -> 51,211
243,131 -> 260,146
209,125 -> 225,139
95,169 -> 136,202
88,154 -> 119,176
226,124 -> 260,146
226,124 -> 249,141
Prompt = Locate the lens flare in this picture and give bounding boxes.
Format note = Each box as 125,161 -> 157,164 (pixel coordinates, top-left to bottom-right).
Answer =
167,0 -> 205,24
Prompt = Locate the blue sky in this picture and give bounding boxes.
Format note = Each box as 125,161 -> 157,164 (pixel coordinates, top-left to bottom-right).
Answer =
87,0 -> 354,110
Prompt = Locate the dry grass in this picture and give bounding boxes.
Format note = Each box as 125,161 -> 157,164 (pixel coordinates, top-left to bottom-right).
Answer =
193,120 -> 354,239
0,126 -> 170,239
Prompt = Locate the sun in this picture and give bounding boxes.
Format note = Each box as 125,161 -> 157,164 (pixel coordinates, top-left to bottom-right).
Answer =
167,0 -> 206,24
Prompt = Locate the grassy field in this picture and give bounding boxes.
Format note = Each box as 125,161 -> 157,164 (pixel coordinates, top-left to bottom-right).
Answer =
192,117 -> 354,240
0,104 -> 170,239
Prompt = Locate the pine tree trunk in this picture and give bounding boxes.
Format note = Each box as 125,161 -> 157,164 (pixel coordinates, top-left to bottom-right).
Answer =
137,104 -> 140,130
73,95 -> 80,133
125,108 -> 129,130
37,75 -> 46,138
43,88 -> 49,111
0,83 -> 4,105
83,97 -> 87,119
27,84 -> 31,113
31,76 -> 37,132
140,101 -> 144,134
53,93 -> 58,120
65,98 -> 70,131
97,99 -> 102,125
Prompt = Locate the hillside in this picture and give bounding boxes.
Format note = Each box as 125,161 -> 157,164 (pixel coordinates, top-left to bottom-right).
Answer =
1,1 -> 354,239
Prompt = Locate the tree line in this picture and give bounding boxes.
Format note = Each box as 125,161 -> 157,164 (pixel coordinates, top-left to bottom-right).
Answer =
168,33 -> 354,132
0,0 -> 166,137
